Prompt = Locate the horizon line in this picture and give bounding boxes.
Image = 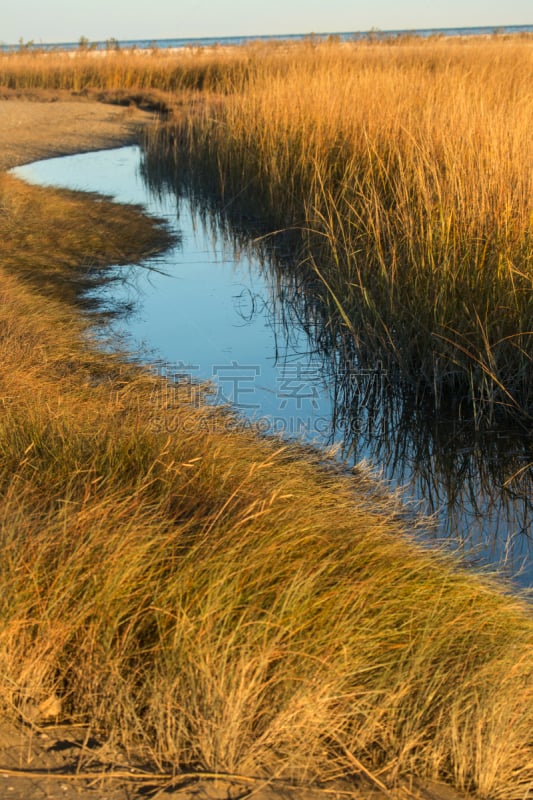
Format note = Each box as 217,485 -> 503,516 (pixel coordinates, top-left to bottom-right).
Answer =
2,22 -> 532,48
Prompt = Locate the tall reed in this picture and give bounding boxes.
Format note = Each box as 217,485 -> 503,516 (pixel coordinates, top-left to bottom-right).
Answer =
144,38 -> 533,420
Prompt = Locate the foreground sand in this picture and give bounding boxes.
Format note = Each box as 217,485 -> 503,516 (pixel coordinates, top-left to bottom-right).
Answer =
0,97 -> 469,800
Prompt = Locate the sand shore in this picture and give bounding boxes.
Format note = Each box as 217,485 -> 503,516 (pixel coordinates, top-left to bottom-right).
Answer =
0,96 -> 154,171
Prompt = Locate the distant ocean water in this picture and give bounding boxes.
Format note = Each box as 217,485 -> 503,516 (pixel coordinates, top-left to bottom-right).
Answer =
2,24 -> 532,51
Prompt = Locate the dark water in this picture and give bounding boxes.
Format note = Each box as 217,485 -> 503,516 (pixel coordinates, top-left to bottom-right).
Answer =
2,25 -> 532,51
12,146 -> 533,590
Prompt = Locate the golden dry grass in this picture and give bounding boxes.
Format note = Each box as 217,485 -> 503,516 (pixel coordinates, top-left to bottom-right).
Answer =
141,37 -> 533,419
0,41 -> 532,797
0,150 -> 531,799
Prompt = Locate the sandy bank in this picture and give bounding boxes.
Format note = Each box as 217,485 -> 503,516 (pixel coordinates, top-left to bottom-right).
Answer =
0,97 -> 152,170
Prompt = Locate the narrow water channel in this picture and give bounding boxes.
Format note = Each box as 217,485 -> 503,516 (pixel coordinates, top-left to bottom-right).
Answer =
12,145 -> 533,588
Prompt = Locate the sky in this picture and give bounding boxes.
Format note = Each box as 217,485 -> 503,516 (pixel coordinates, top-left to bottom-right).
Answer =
2,0 -> 532,45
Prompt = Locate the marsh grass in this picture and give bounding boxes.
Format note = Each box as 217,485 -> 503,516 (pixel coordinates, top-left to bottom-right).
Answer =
1,40 -> 533,798
0,162 -> 532,798
141,38 -> 533,421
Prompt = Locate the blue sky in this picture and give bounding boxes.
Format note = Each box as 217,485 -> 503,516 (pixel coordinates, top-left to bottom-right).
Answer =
2,0 -> 532,44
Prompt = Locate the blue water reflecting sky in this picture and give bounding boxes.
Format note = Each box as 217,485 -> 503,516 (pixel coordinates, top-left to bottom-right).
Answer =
14,147 -> 333,441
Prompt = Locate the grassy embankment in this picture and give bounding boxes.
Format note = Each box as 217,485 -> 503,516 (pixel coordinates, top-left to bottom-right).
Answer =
0,39 -> 532,798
